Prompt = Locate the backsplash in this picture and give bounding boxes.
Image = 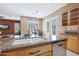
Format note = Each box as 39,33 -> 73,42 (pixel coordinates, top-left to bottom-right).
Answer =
61,25 -> 79,33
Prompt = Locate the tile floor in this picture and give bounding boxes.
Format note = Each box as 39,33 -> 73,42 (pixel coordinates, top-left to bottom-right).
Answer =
66,50 -> 79,56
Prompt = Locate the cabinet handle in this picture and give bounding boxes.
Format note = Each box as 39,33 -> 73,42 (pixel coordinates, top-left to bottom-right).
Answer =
29,50 -> 40,55
58,44 -> 63,46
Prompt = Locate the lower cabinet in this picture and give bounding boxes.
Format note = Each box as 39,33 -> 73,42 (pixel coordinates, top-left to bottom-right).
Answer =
67,36 -> 79,54
1,43 -> 53,56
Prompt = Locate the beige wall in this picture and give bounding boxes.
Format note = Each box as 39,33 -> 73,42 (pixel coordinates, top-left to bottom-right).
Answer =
42,18 -> 48,39
21,16 -> 28,35
20,16 -> 42,35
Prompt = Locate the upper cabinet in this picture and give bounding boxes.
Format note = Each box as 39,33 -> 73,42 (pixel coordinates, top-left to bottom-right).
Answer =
62,6 -> 79,26
70,8 -> 79,25
62,12 -> 68,26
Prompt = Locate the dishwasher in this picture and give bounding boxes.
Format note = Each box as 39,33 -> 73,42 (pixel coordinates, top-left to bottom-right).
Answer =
53,41 -> 66,56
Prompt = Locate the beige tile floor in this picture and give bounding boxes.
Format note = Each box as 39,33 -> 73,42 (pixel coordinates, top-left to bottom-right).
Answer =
66,50 -> 79,56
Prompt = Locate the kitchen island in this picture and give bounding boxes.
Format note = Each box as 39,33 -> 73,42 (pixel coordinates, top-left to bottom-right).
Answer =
0,35 -> 67,56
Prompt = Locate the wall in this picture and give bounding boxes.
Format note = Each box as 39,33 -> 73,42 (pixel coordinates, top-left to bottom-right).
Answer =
42,18 -> 48,38
42,3 -> 79,39
20,16 -> 42,35
42,15 -> 60,39
0,19 -> 20,34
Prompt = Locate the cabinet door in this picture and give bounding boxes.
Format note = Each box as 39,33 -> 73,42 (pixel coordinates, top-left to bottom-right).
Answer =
62,12 -> 68,26
67,36 -> 78,53
70,8 -> 79,25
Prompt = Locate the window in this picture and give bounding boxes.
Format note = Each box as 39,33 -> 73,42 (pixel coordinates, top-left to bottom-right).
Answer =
27,20 -> 39,35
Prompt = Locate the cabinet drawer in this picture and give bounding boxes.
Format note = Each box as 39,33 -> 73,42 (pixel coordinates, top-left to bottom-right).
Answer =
26,43 -> 52,56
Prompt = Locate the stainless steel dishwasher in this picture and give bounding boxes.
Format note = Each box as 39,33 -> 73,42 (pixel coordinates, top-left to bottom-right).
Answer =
53,41 -> 66,56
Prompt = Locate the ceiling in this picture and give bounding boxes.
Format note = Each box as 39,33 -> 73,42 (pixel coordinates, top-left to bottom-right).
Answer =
0,3 -> 68,20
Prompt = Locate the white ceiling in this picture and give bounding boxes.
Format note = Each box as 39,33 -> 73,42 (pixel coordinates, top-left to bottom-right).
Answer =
0,3 -> 68,20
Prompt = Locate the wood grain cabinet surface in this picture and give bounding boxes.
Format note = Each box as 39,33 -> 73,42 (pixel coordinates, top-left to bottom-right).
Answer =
62,5 -> 79,26
67,36 -> 79,54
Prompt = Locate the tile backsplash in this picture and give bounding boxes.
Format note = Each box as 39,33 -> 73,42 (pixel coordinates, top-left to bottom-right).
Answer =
61,25 -> 79,33
69,26 -> 78,30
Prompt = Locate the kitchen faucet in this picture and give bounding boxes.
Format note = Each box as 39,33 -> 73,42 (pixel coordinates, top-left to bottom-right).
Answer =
28,24 -> 37,38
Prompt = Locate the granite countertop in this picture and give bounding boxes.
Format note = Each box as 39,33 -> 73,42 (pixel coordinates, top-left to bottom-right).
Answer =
64,30 -> 79,36
0,35 -> 67,53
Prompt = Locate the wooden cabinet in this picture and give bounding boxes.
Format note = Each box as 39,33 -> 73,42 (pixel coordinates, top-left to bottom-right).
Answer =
70,8 -> 79,25
62,6 -> 79,26
67,36 -> 79,54
1,43 -> 53,56
61,5 -> 79,54
62,12 -> 68,26
24,43 -> 52,56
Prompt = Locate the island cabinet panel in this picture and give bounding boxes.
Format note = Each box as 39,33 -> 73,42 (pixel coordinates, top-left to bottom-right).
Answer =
67,36 -> 79,54
1,43 -> 53,56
